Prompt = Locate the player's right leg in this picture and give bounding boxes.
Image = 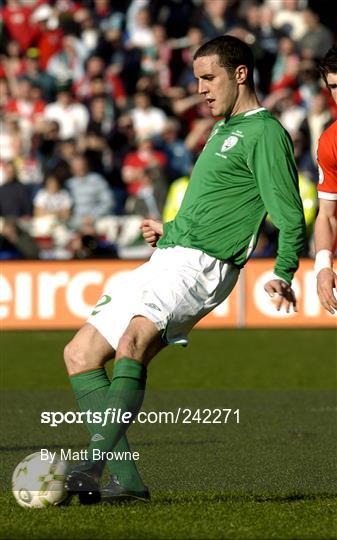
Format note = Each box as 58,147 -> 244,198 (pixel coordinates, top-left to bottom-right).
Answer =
64,322 -> 114,375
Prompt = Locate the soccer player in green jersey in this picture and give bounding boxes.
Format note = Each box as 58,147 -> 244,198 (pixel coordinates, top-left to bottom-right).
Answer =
64,35 -> 306,503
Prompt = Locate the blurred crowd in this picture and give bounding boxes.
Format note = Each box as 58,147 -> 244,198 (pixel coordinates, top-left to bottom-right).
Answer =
0,0 -> 336,260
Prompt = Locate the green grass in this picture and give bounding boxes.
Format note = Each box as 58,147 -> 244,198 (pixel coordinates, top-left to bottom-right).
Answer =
1,329 -> 337,540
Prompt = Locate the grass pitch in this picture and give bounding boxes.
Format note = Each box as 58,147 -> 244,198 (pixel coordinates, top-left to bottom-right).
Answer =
1,329 -> 336,540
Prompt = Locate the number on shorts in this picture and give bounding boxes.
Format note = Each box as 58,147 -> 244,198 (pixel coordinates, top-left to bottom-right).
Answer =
91,294 -> 112,316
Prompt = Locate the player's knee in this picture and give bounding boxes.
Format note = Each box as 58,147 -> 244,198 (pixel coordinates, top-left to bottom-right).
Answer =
115,333 -> 139,360
63,341 -> 89,374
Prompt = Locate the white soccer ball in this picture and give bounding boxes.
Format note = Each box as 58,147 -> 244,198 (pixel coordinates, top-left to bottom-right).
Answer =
12,452 -> 69,508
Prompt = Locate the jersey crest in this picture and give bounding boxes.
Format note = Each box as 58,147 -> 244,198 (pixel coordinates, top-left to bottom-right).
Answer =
221,135 -> 239,152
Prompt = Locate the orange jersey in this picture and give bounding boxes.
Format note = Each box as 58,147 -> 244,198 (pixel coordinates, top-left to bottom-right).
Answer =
317,119 -> 337,252
317,120 -> 337,200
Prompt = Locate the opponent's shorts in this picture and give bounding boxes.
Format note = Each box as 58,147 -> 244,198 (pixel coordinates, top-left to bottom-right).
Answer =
87,246 -> 240,350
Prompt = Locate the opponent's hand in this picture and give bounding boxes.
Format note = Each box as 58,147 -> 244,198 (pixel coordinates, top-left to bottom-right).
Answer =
264,279 -> 297,313
316,268 -> 337,314
140,218 -> 164,247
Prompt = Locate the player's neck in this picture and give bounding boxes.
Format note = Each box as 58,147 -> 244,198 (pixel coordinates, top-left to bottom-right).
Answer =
230,88 -> 260,118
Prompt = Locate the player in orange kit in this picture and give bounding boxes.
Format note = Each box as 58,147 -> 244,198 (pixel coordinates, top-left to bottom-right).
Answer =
314,45 -> 337,314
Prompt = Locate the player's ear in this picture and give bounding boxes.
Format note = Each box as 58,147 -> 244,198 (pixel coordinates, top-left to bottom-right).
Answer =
235,65 -> 248,85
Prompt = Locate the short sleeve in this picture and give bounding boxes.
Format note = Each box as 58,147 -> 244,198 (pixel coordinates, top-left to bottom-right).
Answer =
317,124 -> 337,200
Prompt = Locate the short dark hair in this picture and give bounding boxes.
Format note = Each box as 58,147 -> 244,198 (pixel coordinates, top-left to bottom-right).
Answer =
319,44 -> 337,84
193,35 -> 255,90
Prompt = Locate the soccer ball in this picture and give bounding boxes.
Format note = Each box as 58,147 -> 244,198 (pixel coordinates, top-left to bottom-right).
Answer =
12,452 -> 69,508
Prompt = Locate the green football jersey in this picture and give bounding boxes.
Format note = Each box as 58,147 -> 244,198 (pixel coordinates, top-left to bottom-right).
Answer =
157,107 -> 306,283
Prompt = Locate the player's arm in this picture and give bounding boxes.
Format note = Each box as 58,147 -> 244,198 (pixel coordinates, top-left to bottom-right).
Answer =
141,218 -> 164,247
264,277 -> 298,313
250,126 -> 306,312
314,198 -> 337,314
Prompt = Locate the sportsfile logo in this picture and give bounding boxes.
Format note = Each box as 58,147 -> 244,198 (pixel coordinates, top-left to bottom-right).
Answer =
41,409 -> 133,428
41,408 -> 240,427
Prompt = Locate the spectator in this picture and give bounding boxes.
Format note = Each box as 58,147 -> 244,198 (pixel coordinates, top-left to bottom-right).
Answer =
73,55 -> 126,110
0,161 -> 32,218
68,225 -> 118,260
122,136 -> 167,196
31,4 -> 63,70
296,59 -> 321,111
1,0 -> 39,53
65,154 -> 114,229
30,174 -> 73,254
87,94 -> 114,138
299,92 -> 333,165
148,0 -> 195,39
0,0 -> 334,261
278,88 -> 306,134
79,129 -> 112,177
46,138 -> 77,182
46,34 -> 86,83
0,117 -> 22,162
0,218 -> 39,260
36,120 -> 61,173
22,47 -> 57,102
130,91 -> 167,139
154,118 -> 193,181
94,16 -> 141,95
15,154 -> 43,198
178,26 -> 205,88
73,8 -> 100,58
44,85 -> 89,140
4,77 -> 45,150
191,0 -> 236,40
270,36 -> 300,92
0,40 -> 25,81
292,130 -> 316,180
170,84 -> 214,154
272,0 -> 307,41
298,9 -> 333,61
0,79 -> 10,113
243,4 -> 285,96
33,174 -> 72,222
162,175 -> 189,223
125,165 -> 167,219
91,0 -> 112,27
140,24 -> 172,93
107,114 -> 137,213
127,6 -> 155,49
298,172 -> 317,237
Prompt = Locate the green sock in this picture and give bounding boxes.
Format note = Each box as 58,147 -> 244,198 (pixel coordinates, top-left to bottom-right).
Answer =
87,358 -> 147,476
70,366 -> 146,490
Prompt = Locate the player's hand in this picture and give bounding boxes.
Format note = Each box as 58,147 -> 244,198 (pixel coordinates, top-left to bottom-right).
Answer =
316,268 -> 337,314
140,218 -> 164,247
264,279 -> 297,313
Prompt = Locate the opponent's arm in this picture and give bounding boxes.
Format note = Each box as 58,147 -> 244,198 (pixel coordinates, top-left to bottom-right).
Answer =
314,198 -> 337,314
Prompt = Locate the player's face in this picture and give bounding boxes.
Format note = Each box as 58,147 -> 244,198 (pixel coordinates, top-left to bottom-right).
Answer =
193,55 -> 239,118
326,72 -> 337,105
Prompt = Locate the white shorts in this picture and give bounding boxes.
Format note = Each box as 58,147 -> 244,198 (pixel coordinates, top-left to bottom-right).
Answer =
87,246 -> 240,350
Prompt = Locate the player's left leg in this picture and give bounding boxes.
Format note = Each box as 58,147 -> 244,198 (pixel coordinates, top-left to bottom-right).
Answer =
65,316 -> 165,503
